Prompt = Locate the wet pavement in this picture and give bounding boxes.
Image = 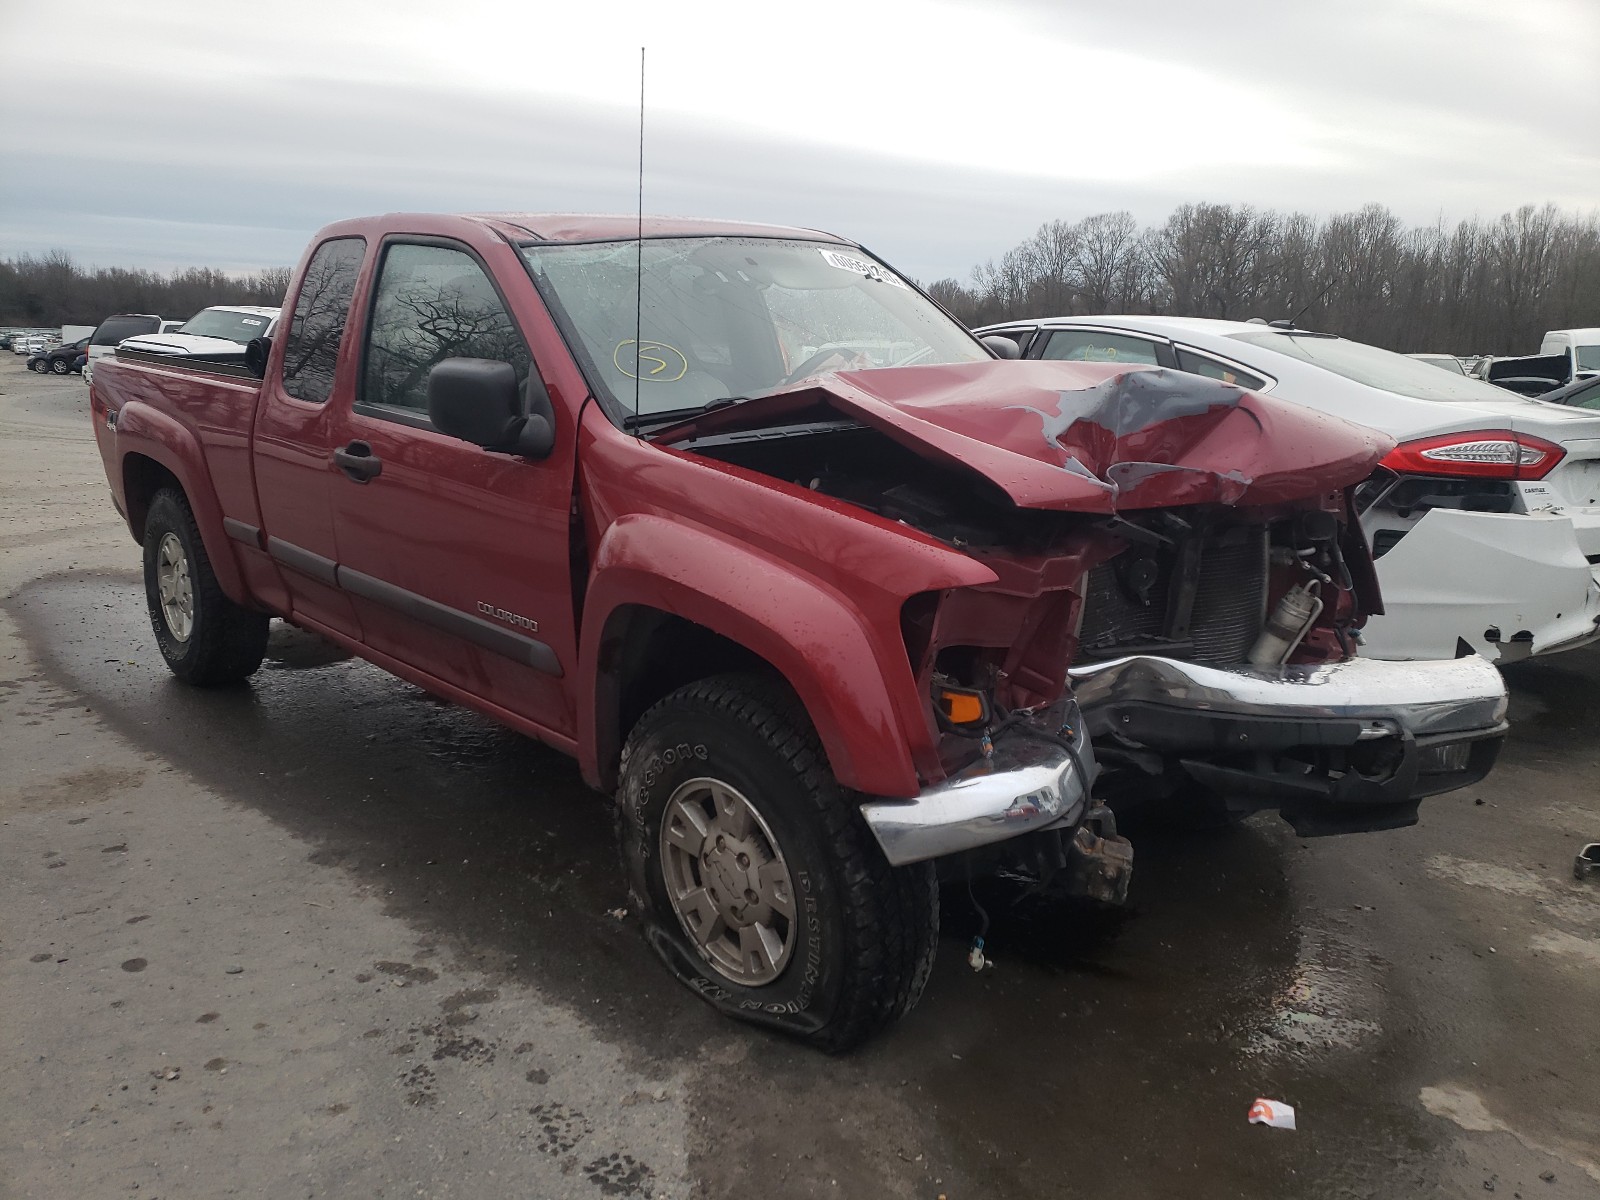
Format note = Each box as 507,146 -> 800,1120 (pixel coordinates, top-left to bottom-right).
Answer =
3,356 -> 1598,1199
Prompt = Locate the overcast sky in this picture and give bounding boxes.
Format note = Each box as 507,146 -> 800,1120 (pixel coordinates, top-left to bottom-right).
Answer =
1,0 -> 1595,283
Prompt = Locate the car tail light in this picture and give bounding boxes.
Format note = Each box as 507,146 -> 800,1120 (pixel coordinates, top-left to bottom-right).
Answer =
1379,430 -> 1565,481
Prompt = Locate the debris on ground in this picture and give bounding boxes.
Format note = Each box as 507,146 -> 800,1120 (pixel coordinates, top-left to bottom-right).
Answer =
1247,1098 -> 1296,1130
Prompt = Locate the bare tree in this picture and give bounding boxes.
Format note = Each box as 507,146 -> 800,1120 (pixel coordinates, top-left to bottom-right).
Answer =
0,252 -> 291,327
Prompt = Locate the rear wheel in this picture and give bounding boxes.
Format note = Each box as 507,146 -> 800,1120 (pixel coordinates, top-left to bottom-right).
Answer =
51,358 -> 69,374
618,674 -> 937,1052
142,488 -> 270,685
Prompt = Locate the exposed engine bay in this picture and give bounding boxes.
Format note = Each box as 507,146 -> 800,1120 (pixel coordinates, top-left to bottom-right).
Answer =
663,365 -> 1499,851
678,414 -> 1373,680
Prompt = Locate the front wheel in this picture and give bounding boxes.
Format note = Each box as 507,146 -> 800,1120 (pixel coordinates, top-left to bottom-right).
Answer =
618,674 -> 937,1052
31,359 -> 48,373
142,488 -> 270,685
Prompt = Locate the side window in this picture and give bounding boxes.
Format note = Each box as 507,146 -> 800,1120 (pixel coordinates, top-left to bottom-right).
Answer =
1175,348 -> 1267,390
1041,330 -> 1161,365
362,242 -> 530,415
981,328 -> 1036,356
281,237 -> 365,404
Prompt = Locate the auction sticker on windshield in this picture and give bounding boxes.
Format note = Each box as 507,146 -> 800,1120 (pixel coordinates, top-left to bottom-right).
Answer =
818,248 -> 908,288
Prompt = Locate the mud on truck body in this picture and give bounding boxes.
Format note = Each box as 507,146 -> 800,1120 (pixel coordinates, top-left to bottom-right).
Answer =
88,214 -> 1508,1050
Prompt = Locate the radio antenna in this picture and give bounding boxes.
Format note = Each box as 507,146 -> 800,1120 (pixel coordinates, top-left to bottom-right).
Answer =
633,45 -> 645,434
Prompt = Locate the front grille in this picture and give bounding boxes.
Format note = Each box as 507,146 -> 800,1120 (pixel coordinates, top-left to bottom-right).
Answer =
1077,527 -> 1267,666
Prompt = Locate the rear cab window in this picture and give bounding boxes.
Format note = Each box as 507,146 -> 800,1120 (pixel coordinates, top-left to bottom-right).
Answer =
280,238 -> 366,404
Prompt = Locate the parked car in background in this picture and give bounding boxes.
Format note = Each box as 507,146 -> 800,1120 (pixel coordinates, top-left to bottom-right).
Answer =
1485,353 -> 1569,396
975,315 -> 1600,664
28,335 -> 90,374
1541,375 -> 1600,411
1540,328 -> 1600,382
83,313 -> 166,385
117,305 -> 279,366
14,335 -> 49,356
1406,353 -> 1466,374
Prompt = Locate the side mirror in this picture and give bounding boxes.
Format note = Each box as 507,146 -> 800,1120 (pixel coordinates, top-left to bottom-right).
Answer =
245,335 -> 272,379
427,358 -> 556,460
981,334 -> 1021,360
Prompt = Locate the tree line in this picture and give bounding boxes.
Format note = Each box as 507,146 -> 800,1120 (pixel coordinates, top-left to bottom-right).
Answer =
6,202 -> 1597,354
0,250 -> 291,329
925,203 -> 1600,355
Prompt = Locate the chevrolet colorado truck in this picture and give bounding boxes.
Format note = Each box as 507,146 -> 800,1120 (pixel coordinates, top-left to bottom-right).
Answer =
89,213 -> 1508,1048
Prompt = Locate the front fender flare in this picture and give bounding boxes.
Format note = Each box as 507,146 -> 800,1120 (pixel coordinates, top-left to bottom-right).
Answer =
579,514 -> 929,798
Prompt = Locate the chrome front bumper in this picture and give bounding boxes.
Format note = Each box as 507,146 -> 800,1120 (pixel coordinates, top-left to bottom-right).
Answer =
1068,653 -> 1509,736
859,712 -> 1094,867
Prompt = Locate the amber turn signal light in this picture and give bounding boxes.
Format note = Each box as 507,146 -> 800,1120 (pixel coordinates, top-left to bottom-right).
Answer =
936,686 -> 989,728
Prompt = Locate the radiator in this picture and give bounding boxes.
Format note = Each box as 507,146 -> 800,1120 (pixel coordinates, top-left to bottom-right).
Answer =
1077,528 -> 1268,667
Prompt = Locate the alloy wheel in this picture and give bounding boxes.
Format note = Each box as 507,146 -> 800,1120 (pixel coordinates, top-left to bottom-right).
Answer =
155,532 -> 195,641
659,777 -> 797,986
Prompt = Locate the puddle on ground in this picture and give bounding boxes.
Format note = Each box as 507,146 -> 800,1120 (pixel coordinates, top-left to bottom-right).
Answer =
1247,926 -> 1383,1058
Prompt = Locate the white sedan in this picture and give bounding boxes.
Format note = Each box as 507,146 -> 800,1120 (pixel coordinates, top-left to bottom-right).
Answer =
976,315 -> 1600,663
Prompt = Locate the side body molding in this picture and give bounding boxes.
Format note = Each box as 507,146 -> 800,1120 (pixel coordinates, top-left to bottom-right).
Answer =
578,513 -> 925,798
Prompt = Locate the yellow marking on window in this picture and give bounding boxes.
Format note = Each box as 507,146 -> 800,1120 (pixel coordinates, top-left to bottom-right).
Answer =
614,339 -> 688,383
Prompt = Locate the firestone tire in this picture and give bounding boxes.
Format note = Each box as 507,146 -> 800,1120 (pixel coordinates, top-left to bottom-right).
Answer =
51,358 -> 70,375
617,673 -> 938,1052
142,488 -> 270,685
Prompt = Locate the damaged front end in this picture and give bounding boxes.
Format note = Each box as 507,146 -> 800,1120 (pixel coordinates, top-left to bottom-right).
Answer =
661,360 -> 1508,891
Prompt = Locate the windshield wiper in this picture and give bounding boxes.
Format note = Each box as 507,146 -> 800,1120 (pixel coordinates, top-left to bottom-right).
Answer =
622,395 -> 746,431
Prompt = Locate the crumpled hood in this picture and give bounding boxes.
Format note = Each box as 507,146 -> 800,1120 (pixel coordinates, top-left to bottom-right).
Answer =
664,360 -> 1394,513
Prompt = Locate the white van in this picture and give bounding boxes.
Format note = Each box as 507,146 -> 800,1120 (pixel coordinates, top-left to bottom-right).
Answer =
1539,328 -> 1600,382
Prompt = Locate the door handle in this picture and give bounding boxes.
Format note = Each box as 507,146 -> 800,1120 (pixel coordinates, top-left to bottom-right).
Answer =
333,441 -> 382,482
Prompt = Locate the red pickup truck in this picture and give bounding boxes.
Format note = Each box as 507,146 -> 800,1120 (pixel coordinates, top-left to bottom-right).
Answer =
89,213 -> 1507,1049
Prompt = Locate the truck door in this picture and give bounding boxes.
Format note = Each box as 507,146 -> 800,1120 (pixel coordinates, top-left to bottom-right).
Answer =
324,238 -> 578,740
252,236 -> 367,639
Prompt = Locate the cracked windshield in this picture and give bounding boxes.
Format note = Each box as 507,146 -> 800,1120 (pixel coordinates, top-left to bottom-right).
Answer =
520,237 -> 986,417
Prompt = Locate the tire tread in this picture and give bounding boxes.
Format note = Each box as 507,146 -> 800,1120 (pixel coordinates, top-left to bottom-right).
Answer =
145,488 -> 269,685
620,673 -> 938,1052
